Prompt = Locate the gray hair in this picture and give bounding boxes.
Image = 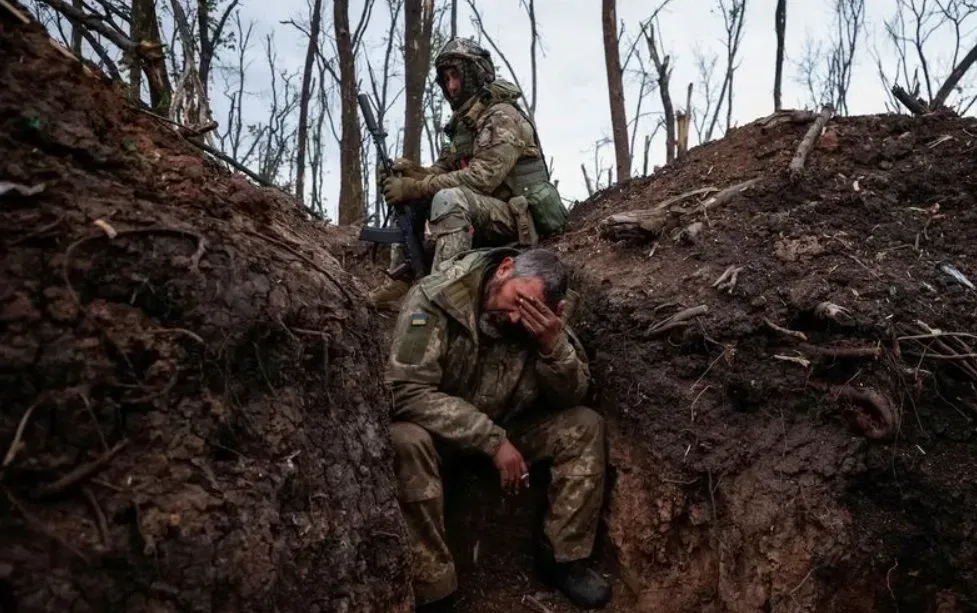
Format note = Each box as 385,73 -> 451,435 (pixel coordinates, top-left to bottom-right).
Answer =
511,248 -> 569,307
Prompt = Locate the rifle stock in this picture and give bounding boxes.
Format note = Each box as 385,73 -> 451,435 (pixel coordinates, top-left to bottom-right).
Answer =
357,93 -> 427,279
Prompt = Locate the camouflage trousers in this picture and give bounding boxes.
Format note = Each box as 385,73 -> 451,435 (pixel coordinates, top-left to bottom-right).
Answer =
389,185 -> 538,274
390,406 -> 605,606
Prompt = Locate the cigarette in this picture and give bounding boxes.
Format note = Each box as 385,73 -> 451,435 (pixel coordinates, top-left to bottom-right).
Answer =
521,473 -> 530,481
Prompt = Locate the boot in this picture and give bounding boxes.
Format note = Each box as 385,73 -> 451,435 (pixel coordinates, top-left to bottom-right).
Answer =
535,541 -> 610,610
369,278 -> 410,311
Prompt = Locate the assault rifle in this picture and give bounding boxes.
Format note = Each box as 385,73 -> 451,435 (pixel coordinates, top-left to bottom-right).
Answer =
357,92 -> 428,279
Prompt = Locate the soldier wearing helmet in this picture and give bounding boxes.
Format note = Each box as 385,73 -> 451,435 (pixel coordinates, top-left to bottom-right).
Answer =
370,37 -> 569,311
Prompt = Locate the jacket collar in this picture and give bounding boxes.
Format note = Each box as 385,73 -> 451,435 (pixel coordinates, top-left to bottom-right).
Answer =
420,248 -> 520,336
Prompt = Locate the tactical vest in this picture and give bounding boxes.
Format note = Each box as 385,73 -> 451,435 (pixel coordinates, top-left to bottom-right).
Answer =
444,82 -> 568,235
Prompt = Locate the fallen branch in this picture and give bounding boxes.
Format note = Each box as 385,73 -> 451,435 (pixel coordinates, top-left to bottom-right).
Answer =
891,85 -> 928,115
0,0 -> 30,24
678,179 -> 760,215
788,105 -> 833,177
647,305 -> 709,337
2,399 -> 44,470
764,318 -> 808,342
82,486 -> 110,549
187,139 -> 277,189
521,594 -> 555,613
754,109 -> 816,130
712,265 -> 743,293
32,440 -> 128,498
800,343 -> 882,359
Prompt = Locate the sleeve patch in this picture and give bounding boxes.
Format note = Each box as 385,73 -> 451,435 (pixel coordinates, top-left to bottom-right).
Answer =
396,312 -> 437,365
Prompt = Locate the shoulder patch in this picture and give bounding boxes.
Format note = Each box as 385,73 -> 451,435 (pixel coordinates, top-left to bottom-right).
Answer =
396,310 -> 438,365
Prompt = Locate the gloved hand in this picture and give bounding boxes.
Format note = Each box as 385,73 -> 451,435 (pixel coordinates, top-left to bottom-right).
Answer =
382,176 -> 431,205
376,158 -> 430,187
391,157 -> 433,180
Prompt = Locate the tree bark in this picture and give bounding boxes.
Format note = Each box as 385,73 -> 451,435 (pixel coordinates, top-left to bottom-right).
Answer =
403,0 -> 434,161
450,0 -> 457,38
932,41 -> 977,110
129,0 -> 171,114
335,0 -> 365,225
601,0 -> 630,182
70,0 -> 83,54
295,0 -> 324,205
774,0 -> 786,111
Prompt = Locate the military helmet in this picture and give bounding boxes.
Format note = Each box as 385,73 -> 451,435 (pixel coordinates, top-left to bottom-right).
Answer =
434,38 -> 495,107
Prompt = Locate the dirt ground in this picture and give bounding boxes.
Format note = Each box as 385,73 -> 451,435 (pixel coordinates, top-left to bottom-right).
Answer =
1,11 -> 410,613
556,111 -> 977,612
4,3 -> 977,613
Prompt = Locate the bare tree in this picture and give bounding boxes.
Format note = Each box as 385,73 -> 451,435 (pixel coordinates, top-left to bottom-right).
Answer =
705,0 -> 747,141
878,0 -> 977,114
642,19 -> 675,163
404,0 -> 435,161
602,0 -> 630,182
466,0 -> 541,117
332,0 -> 373,225
692,48 -> 720,145
294,0 -> 325,206
774,0 -> 786,111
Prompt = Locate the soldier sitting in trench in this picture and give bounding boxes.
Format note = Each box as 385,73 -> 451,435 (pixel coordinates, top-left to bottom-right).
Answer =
370,37 -> 567,311
386,246 -> 611,611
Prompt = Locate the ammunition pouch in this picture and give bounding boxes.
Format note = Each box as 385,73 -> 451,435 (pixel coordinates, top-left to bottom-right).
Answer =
504,157 -> 569,237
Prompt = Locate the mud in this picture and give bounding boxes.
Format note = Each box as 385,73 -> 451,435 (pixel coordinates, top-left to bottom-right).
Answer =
559,111 -> 977,612
0,12 -> 410,613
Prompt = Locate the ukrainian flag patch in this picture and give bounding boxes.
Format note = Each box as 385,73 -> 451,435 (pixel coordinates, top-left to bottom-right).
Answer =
410,312 -> 429,327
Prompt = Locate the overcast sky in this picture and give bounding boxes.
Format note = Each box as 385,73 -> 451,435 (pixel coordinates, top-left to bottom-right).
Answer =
218,0 -> 972,221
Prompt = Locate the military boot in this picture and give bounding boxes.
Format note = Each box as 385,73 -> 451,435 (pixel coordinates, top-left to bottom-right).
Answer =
369,278 -> 410,311
535,541 -> 610,610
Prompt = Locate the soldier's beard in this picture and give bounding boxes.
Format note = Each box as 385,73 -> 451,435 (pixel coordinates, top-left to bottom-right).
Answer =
480,278 -> 530,342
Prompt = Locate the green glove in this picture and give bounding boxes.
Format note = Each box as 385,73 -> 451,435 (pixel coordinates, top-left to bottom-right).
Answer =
382,176 -> 432,204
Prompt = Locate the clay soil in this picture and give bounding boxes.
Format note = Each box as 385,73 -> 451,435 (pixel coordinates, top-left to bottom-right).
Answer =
554,111 -> 977,612
1,12 -> 410,613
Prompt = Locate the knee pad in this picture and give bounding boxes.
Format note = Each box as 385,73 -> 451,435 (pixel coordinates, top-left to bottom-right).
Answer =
429,188 -> 471,234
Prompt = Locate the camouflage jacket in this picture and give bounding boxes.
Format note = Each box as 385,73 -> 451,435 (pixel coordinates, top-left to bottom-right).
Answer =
423,80 -> 545,202
385,248 -> 591,456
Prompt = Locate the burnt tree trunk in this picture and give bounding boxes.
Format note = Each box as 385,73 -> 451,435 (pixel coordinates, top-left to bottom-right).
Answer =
295,0 -> 324,204
774,0 -> 786,111
403,0 -> 434,162
130,0 -> 172,114
601,0 -> 631,182
335,0 -> 365,224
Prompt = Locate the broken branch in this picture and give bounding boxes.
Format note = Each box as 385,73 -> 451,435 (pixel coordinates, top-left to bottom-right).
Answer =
789,105 -> 833,177
647,305 -> 709,337
764,319 -> 808,342
891,85 -> 928,115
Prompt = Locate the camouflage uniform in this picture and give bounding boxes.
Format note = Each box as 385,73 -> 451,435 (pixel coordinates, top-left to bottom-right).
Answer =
386,248 -> 606,606
386,80 -> 546,273
375,39 -> 560,309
